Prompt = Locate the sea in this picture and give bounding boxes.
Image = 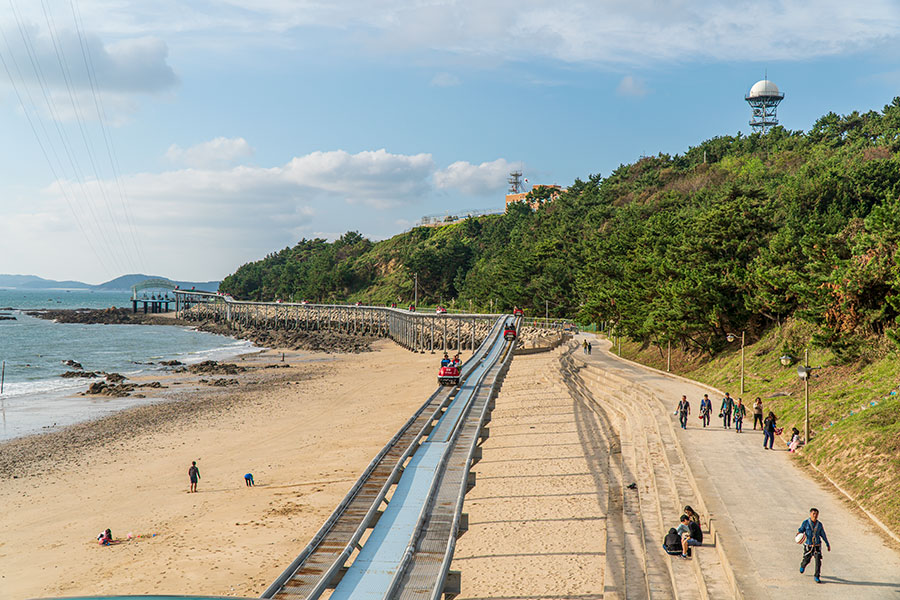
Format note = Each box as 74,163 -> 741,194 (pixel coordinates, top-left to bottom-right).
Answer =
0,289 -> 255,442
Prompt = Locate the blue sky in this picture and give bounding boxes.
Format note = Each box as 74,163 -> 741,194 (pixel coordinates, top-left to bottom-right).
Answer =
2,1 -> 900,283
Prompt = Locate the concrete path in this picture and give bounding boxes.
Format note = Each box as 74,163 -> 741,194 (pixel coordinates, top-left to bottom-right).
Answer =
578,334 -> 900,599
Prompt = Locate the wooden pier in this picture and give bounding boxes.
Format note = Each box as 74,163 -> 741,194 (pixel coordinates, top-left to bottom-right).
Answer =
173,291 -> 571,353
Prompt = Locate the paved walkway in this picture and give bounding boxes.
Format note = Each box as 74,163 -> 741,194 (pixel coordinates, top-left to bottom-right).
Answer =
578,334 -> 900,599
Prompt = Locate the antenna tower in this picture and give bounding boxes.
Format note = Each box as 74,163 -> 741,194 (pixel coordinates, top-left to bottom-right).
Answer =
508,170 -> 524,194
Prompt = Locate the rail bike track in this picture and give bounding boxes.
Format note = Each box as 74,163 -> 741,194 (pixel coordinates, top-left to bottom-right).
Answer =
262,316 -> 517,600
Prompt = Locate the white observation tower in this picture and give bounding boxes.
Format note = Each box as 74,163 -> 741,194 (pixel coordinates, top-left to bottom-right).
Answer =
745,79 -> 784,134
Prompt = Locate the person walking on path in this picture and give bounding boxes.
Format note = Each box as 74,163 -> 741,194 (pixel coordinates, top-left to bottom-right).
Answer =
763,411 -> 777,449
587,342 -> 592,355
752,397 -> 764,429
699,394 -> 712,427
720,393 -> 735,429
244,473 -> 254,486
734,398 -> 747,433
676,395 -> 691,429
798,508 -> 831,583
188,461 -> 200,493
582,339 -> 588,355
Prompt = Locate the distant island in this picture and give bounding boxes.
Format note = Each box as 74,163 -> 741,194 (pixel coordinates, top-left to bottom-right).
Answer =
0,273 -> 220,292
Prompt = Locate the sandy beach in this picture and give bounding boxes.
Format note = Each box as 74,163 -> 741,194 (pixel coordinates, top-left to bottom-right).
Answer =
0,339 -> 440,600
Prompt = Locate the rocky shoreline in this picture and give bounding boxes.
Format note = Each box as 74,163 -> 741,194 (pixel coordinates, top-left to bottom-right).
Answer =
0,354 -> 325,479
27,307 -> 376,353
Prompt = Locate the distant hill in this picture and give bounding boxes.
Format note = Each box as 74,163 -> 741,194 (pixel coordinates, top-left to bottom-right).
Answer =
91,274 -> 221,292
0,274 -> 220,292
0,274 -> 90,289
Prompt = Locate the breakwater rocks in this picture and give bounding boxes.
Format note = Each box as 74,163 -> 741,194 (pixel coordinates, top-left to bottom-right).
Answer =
29,307 -> 137,324
27,307 -> 373,353
192,322 -> 376,354
26,307 -> 189,326
187,360 -> 245,375
236,328 -> 375,353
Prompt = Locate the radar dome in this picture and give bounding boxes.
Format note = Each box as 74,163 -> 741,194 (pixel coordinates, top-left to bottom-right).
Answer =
748,79 -> 781,98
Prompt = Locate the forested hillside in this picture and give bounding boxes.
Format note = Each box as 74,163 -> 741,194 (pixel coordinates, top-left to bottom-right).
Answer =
221,97 -> 900,364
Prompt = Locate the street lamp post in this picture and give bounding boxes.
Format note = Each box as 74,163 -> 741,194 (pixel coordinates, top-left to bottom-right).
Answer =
804,348 -> 810,443
726,331 -> 746,394
783,350 -> 813,443
414,273 -> 418,309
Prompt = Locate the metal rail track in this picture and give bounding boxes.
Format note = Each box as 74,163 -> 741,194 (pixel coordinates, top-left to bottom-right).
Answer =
262,317 -> 509,600
388,318 -> 518,600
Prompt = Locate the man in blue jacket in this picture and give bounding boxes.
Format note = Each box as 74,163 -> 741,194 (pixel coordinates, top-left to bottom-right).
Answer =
798,507 -> 831,583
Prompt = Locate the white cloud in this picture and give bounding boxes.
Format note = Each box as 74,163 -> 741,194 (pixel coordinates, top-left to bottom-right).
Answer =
0,24 -> 177,94
0,148 -> 518,281
283,149 -> 435,208
431,72 -> 461,87
434,158 -> 520,196
0,19 -> 176,123
616,75 -> 649,97
46,148 -> 436,260
50,0 -> 900,65
166,137 -> 254,168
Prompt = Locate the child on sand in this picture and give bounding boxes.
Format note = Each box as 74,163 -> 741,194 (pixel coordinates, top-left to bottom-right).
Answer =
244,473 -> 254,486
188,461 -> 200,492
97,528 -> 112,545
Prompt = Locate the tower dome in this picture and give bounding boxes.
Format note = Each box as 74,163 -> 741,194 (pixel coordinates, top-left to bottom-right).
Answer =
748,79 -> 781,98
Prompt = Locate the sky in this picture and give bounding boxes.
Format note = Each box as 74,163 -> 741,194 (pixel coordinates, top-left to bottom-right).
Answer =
2,1 -> 900,284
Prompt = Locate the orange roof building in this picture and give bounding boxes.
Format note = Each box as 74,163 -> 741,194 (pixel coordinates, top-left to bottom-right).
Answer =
505,185 -> 563,211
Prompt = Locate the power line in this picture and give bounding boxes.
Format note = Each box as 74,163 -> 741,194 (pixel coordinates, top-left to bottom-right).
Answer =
69,0 -> 147,269
0,33 -> 113,276
6,0 -> 127,274
38,0 -> 133,267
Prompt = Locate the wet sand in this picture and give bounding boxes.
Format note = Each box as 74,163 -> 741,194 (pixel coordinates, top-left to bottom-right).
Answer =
0,340 -> 440,600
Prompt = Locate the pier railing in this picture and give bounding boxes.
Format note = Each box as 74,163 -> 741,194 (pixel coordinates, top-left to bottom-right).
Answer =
172,291 -> 568,353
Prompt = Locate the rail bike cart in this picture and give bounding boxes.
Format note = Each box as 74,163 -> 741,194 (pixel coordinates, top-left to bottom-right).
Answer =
438,364 -> 460,386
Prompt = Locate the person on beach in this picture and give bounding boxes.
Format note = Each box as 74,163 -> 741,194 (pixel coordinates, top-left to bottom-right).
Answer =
763,412 -> 777,449
587,342 -> 592,355
97,528 -> 113,546
188,461 -> 200,492
699,394 -> 712,427
583,339 -> 588,354
720,393 -> 734,429
753,397 -> 764,430
244,473 -> 254,486
798,508 -> 831,583
734,398 -> 747,433
676,395 -> 690,429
